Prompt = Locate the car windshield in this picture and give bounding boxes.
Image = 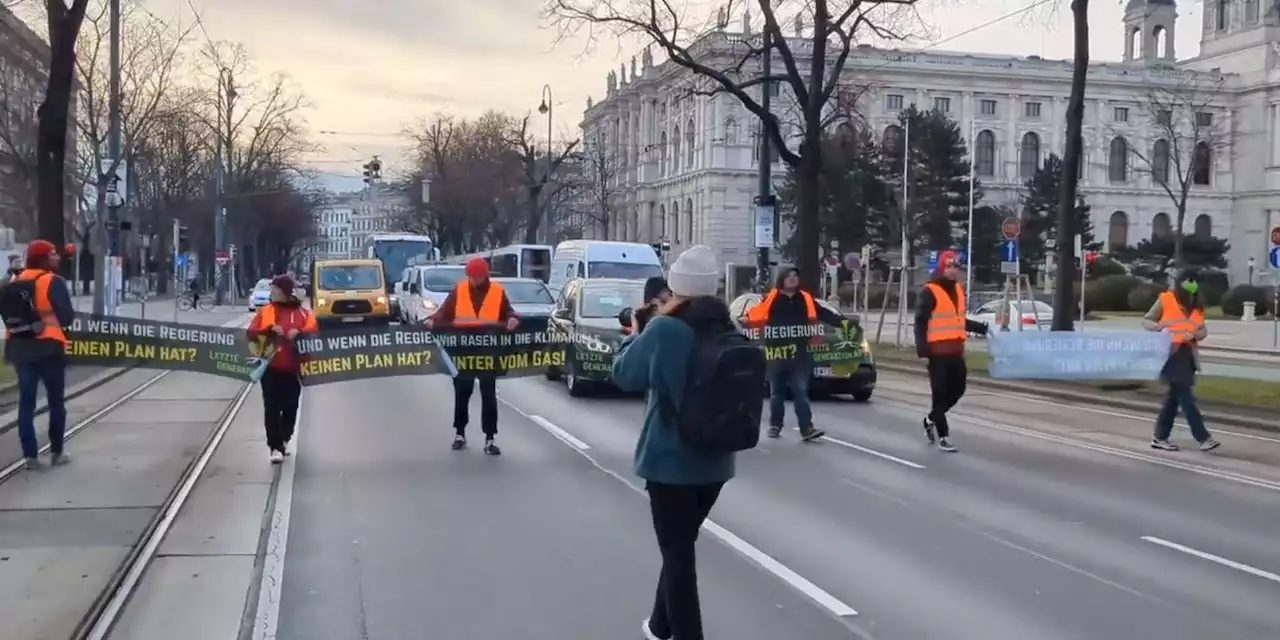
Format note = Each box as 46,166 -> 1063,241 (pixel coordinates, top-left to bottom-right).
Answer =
254,279 -> 271,291
317,265 -> 382,291
581,283 -> 645,318
501,281 -> 554,305
587,261 -> 663,280
1016,301 -> 1054,315
423,267 -> 467,292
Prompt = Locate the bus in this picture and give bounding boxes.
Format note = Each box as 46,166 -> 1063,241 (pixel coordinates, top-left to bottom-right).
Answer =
446,244 -> 553,283
364,233 -> 440,294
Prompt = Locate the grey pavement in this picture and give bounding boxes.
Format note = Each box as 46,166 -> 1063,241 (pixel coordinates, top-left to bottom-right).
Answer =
0,370 -> 247,640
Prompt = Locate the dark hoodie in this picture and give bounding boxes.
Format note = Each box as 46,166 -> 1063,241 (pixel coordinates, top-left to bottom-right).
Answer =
611,296 -> 736,485
914,276 -> 986,357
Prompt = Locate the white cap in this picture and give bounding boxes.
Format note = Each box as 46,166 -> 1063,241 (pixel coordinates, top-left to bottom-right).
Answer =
668,245 -> 718,297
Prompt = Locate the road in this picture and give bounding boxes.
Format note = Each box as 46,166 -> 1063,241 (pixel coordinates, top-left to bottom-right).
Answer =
260,370 -> 1280,639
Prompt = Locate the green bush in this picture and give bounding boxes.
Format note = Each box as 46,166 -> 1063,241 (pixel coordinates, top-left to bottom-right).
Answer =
1197,270 -> 1230,307
837,282 -> 858,306
1085,274 -> 1142,311
1127,283 -> 1162,312
863,282 -> 919,310
1087,256 -> 1127,280
1222,284 -> 1267,318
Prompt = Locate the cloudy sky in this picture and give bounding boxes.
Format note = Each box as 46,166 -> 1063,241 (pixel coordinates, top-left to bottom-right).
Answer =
162,0 -> 1206,191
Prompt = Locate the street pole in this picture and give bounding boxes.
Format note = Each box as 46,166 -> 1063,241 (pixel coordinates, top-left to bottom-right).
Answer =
964,118 -> 975,310
755,28 -> 773,292
214,68 -> 232,307
101,0 -> 122,317
539,84 -> 554,244
895,117 -> 910,348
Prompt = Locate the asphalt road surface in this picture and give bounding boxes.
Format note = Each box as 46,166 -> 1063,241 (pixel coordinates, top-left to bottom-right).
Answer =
273,370 -> 1280,640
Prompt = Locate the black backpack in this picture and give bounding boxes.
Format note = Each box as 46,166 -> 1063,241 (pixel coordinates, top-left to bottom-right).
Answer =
659,323 -> 767,454
0,273 -> 48,339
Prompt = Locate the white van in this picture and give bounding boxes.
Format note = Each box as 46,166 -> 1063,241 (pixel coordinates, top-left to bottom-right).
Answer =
548,240 -> 663,297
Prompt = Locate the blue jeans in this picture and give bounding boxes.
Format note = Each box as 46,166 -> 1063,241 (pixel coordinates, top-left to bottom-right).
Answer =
768,360 -> 812,429
16,359 -> 67,459
1154,383 -> 1212,443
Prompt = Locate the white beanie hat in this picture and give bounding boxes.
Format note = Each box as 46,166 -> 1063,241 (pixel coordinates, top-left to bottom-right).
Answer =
668,245 -> 719,297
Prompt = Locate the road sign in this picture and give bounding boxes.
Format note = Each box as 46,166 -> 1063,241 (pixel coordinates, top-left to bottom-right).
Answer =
926,250 -> 940,273
1001,240 -> 1019,263
843,252 -> 861,271
215,250 -> 230,266
1270,246 -> 1280,269
1272,227 -> 1280,246
955,248 -> 968,265
753,204 -> 774,248
1002,217 -> 1021,240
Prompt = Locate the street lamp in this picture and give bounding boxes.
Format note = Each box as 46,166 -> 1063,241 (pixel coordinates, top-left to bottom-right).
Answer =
538,84 -> 553,243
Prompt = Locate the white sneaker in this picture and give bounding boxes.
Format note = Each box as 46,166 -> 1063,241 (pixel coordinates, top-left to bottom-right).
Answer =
270,450 -> 284,464
641,618 -> 665,640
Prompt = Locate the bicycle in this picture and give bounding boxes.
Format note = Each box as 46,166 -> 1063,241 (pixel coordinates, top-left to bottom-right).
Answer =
177,291 -> 215,311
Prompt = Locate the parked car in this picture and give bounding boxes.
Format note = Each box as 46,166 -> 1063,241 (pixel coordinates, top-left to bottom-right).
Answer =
546,278 -> 646,397
728,293 -> 876,402
402,265 -> 469,324
492,277 -> 555,332
248,278 -> 272,312
966,299 -> 1053,334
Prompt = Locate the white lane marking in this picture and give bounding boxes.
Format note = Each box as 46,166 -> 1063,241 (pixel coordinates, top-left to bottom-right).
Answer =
254,400 -> 303,640
822,435 -> 925,469
1141,536 -> 1280,585
500,398 -> 859,619
969,390 -> 1280,444
87,381 -> 254,639
529,415 -> 590,451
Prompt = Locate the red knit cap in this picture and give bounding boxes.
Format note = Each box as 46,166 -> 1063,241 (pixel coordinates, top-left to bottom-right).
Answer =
936,250 -> 958,274
26,240 -> 57,265
465,257 -> 489,279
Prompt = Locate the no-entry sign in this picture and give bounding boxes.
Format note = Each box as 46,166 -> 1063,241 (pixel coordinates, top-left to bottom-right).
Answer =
1002,218 -> 1021,240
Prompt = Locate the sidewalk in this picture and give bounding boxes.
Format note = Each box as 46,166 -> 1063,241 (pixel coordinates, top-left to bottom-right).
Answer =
0,371 -> 247,640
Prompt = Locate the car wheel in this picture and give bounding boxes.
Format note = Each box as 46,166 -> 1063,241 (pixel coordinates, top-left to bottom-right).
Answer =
566,371 -> 591,397
851,389 -> 873,402
545,366 -> 562,381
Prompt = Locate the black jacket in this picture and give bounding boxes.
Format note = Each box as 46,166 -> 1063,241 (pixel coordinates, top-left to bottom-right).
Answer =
914,277 -> 987,357
758,266 -> 845,328
4,271 -> 76,365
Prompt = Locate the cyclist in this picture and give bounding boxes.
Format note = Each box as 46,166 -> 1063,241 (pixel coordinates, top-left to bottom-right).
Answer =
188,278 -> 201,309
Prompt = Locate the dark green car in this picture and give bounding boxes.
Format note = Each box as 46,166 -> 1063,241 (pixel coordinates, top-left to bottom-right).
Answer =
544,278 -> 645,397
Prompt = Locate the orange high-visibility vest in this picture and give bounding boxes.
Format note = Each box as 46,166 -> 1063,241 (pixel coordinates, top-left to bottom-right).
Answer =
257,303 -> 318,333
745,289 -> 817,325
6,269 -> 66,344
924,282 -> 966,343
454,281 -> 505,326
1158,290 -> 1204,345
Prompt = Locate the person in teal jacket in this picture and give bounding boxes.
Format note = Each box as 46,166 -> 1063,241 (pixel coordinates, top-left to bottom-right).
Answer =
610,245 -> 733,640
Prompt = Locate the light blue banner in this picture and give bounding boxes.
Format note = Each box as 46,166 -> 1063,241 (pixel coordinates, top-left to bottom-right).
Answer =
986,330 -> 1172,380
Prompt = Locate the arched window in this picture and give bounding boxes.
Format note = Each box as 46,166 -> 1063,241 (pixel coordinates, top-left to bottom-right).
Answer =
672,126 -> 682,173
1192,142 -> 1212,185
975,130 -> 995,177
686,119 -> 695,168
836,122 -> 857,142
1246,0 -> 1259,23
685,197 -> 694,243
882,124 -> 903,155
1153,26 -> 1168,59
1108,137 -> 1129,183
1216,0 -> 1228,30
1019,132 -> 1041,178
671,200 -> 680,243
1152,139 -> 1170,185
724,117 -> 738,145
658,203 -> 666,238
1108,211 -> 1130,250
1194,214 -> 1213,238
1152,212 -> 1172,240
1129,28 -> 1141,59
648,202 -> 657,240
658,132 -> 667,177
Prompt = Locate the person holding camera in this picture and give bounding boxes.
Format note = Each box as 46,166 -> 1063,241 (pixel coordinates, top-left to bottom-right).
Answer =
631,276 -> 672,334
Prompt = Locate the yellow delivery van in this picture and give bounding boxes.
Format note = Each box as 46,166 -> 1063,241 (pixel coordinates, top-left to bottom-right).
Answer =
311,259 -> 393,326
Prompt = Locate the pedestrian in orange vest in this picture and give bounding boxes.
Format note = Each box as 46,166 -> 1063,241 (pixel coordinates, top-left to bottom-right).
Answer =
914,250 -> 987,452
246,274 -> 318,463
1143,271 -> 1219,452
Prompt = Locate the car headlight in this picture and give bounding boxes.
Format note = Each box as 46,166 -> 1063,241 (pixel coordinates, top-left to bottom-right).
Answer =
861,339 -> 872,353
422,299 -> 437,311
375,296 -> 387,305
316,298 -> 328,307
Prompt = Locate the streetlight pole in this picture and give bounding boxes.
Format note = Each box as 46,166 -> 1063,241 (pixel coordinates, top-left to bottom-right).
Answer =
754,29 -> 774,292
96,0 -> 122,316
538,84 -> 553,244
214,68 -> 234,306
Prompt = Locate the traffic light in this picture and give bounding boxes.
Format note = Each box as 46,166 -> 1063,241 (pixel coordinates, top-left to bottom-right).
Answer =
363,157 -> 383,185
177,225 -> 190,253
1085,251 -> 1098,264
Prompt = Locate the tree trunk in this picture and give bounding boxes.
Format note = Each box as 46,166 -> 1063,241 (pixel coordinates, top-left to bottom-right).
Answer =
1173,208 -> 1186,268
522,185 -> 543,244
794,150 -> 822,293
36,4 -> 88,247
1052,0 -> 1089,331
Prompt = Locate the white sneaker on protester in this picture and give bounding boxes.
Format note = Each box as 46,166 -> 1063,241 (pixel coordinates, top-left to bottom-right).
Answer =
270,450 -> 284,464
641,618 -> 667,640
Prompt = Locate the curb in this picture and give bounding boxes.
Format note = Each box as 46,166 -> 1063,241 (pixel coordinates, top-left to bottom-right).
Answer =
874,360 -> 1279,434
0,367 -> 132,437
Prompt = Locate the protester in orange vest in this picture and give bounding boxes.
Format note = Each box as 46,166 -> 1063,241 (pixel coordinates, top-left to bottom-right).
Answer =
1142,271 -> 1219,452
424,257 -> 519,455
913,250 -> 987,452
246,274 -> 318,463
742,265 -> 845,441
2,240 -> 76,469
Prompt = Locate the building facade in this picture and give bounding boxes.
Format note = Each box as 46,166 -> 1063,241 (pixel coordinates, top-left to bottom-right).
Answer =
313,197 -> 354,260
314,186 -> 412,260
580,0 -> 1280,284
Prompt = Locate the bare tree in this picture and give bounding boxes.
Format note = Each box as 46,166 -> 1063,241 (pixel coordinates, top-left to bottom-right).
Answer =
564,140 -> 621,239
0,71 -> 40,238
1113,74 -> 1231,268
545,0 -> 922,289
507,114 -> 578,244
35,0 -> 90,247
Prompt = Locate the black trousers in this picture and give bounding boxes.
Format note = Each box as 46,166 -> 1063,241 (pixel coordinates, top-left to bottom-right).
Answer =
453,375 -> 497,437
260,368 -> 302,451
926,355 -> 967,438
646,481 -> 724,640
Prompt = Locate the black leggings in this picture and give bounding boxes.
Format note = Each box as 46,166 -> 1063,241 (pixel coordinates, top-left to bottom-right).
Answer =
646,481 -> 724,640
261,368 -> 302,451
453,375 -> 498,437
927,355 -> 967,438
